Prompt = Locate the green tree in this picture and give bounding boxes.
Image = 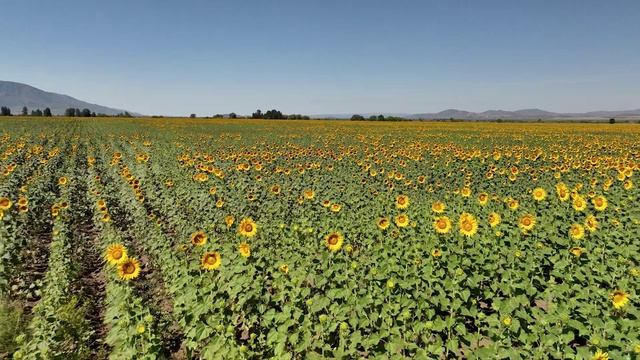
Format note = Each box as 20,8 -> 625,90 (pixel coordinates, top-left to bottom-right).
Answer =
351,114 -> 365,120
252,109 -> 263,119
21,106 -> 28,115
43,108 -> 52,117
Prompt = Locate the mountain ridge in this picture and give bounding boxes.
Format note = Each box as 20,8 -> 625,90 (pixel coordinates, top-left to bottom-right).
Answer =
312,108 -> 640,120
0,80 -> 136,115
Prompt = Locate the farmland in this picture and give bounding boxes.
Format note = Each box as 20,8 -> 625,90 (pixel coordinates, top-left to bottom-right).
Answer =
0,117 -> 638,359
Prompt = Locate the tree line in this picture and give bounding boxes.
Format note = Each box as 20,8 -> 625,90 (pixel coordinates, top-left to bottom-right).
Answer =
350,114 -> 409,121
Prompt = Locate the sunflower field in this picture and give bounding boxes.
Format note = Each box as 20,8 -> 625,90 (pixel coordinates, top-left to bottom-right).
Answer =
0,117 -> 638,359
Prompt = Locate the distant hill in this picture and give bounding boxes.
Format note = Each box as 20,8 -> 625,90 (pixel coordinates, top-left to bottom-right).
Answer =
408,108 -> 640,120
0,81 -> 136,115
314,108 -> 640,120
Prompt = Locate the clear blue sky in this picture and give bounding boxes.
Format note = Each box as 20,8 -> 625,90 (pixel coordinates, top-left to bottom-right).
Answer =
1,0 -> 639,116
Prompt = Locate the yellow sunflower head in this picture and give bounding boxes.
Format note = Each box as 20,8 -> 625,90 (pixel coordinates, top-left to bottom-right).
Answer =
118,257 -> 141,281
190,231 -> 208,246
325,232 -> 344,252
591,349 -> 609,360
395,214 -> 409,228
572,196 -> 587,211
0,197 -> 13,211
592,195 -> 608,211
610,289 -> 630,309
488,212 -> 501,227
459,212 -> 478,237
105,243 -> 128,266
477,192 -> 489,205
238,242 -> 251,258
201,251 -> 222,270
569,223 -> 585,240
569,246 -> 584,257
431,201 -> 445,213
395,195 -> 410,209
377,217 -> 390,230
303,189 -> 315,200
585,214 -> 598,232
238,218 -> 258,237
431,248 -> 442,258
518,214 -> 536,232
532,187 -> 547,201
330,203 -> 342,213
225,215 -> 235,228
279,263 -> 289,274
433,216 -> 452,234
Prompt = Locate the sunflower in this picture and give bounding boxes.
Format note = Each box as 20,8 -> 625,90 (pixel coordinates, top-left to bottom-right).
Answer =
321,200 -> 331,208
279,263 -> 289,274
190,231 -> 208,246
591,350 -> 608,360
225,215 -> 235,228
431,201 -> 445,213
118,258 -> 141,281
488,212 -> 501,227
572,196 -> 587,212
518,214 -> 536,232
585,214 -> 598,232
325,232 -> 344,252
532,187 -> 547,201
215,199 -> 224,208
303,189 -> 315,200
58,176 -> 68,186
0,197 -> 12,211
105,244 -> 128,265
238,218 -> 258,237
569,247 -> 584,257
270,185 -> 281,195
330,203 -> 342,213
433,216 -> 452,234
377,217 -> 390,230
459,213 -> 478,237
395,214 -> 409,227
477,192 -> 489,206
610,289 -> 630,309
238,242 -> 251,258
557,187 -> 570,202
208,187 -> 217,195
201,252 -> 222,270
569,223 -> 585,240
395,195 -> 410,209
507,199 -> 519,211
592,195 -> 608,211
623,179 -> 633,190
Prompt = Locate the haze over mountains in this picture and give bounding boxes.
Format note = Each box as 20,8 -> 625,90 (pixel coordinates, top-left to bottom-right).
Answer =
313,108 -> 640,120
0,81 -> 133,116
1,80 -> 639,120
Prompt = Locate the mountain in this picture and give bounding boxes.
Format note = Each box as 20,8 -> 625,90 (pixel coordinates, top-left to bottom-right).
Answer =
312,108 -> 640,120
0,81 -> 135,115
408,108 -> 640,120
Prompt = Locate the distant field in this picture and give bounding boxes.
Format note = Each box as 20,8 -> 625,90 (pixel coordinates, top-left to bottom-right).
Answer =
1,117 -> 638,359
